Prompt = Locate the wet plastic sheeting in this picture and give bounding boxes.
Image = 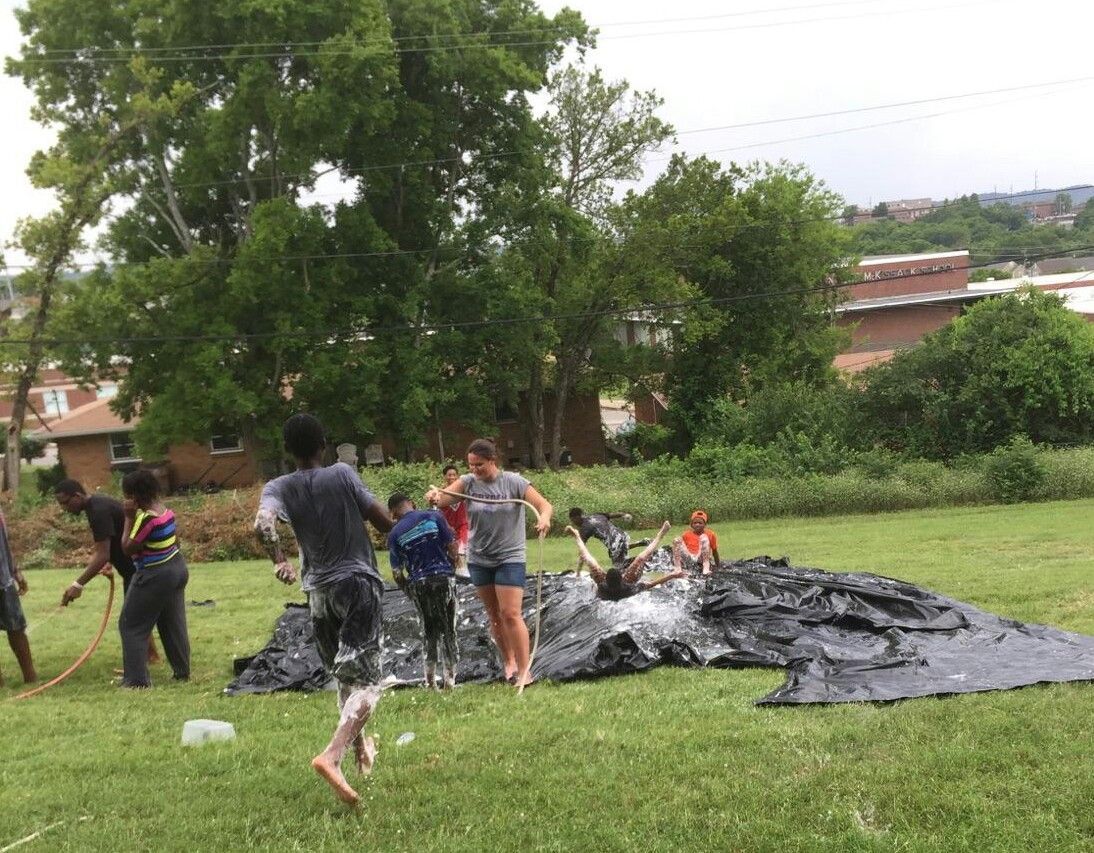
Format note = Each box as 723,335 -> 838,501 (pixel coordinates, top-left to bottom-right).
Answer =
227,604 -> 332,694
226,558 -> 1094,704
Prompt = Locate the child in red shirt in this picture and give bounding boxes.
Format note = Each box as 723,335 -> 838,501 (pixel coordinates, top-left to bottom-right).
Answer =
673,510 -> 721,575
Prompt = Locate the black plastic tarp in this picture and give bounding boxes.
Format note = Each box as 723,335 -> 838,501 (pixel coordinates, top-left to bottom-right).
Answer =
225,557 -> 1094,704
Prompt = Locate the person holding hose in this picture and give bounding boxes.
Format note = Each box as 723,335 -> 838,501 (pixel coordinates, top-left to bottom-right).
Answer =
426,439 -> 552,689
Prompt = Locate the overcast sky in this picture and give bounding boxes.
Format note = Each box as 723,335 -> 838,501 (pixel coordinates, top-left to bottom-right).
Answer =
2,0 -> 1091,268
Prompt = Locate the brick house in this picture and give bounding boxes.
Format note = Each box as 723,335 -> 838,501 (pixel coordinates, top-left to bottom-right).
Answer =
0,368 -> 115,428
34,397 -> 259,491
32,388 -> 607,488
374,391 -> 607,468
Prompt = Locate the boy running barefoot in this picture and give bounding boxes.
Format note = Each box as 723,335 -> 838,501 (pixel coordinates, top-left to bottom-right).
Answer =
255,414 -> 394,805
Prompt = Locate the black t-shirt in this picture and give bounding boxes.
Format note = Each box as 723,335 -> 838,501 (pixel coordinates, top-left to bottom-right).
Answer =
84,495 -> 135,575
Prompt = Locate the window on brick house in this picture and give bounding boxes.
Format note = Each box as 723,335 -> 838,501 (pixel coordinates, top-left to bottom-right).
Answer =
108,432 -> 140,462
96,383 -> 118,399
210,433 -> 244,454
42,389 -> 69,416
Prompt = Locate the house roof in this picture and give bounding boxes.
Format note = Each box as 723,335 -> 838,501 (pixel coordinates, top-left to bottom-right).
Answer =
1033,257 -> 1094,276
32,396 -> 136,440
836,285 -> 1011,313
858,250 -> 969,266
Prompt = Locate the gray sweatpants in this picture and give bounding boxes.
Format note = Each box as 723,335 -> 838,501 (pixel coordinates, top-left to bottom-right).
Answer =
119,553 -> 191,687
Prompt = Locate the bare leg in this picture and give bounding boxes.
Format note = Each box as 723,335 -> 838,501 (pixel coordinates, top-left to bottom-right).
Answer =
566,526 -> 602,576
475,585 -> 515,679
312,683 -> 381,804
147,635 -> 161,664
672,537 -> 685,573
7,630 -> 37,684
495,584 -> 531,688
624,521 -> 672,583
699,534 -> 712,575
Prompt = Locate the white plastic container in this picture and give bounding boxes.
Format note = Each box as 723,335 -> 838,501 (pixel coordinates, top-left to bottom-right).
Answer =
181,719 -> 237,746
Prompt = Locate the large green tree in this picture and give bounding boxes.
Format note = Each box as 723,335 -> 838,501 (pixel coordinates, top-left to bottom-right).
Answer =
623,156 -> 852,450
484,64 -> 676,468
14,0 -> 586,468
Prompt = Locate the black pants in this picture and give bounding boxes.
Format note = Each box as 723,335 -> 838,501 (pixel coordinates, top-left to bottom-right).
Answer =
118,554 -> 190,687
407,576 -> 459,671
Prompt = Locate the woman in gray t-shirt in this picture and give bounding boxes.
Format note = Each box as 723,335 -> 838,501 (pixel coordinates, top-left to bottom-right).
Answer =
427,438 -> 552,689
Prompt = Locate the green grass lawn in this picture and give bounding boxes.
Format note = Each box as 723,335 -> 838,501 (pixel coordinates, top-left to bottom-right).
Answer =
2,500 -> 1092,851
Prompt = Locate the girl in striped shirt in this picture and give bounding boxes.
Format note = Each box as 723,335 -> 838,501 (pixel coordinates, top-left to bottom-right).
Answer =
118,469 -> 191,688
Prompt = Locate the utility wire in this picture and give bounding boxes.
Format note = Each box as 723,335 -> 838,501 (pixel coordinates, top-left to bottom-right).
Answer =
4,194 -> 1092,273
24,1 -> 893,56
14,0 -> 1000,64
2,243 -> 1088,348
139,73 -> 1093,194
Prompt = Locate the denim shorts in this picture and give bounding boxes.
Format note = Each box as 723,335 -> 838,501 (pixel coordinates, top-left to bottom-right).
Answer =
467,562 -> 526,589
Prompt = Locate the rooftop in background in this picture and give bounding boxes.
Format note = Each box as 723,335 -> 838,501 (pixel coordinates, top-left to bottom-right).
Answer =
859,250 -> 968,266
977,184 -> 1094,208
1031,256 -> 1094,276
32,396 -> 134,439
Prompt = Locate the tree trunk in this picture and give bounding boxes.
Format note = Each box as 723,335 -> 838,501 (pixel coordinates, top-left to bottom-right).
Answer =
526,360 -> 547,469
547,357 -> 578,470
2,287 -> 55,493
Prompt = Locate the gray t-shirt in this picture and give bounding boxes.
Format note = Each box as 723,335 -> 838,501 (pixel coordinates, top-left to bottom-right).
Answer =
259,463 -> 381,592
461,470 -> 531,568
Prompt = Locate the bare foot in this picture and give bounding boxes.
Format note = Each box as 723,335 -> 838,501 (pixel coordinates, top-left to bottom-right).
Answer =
311,753 -> 360,805
353,736 -> 377,776
503,662 -> 518,682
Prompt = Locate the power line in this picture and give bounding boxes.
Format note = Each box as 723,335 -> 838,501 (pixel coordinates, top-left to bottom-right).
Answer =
4,188 -> 1089,274
24,1 -> 892,56
136,74 -> 1092,195
2,243 -> 1088,348
654,80 -> 1093,163
14,0 -> 996,64
675,75 -> 1094,136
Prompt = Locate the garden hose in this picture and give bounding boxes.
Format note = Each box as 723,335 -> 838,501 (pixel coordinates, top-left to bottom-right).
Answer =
14,573 -> 115,700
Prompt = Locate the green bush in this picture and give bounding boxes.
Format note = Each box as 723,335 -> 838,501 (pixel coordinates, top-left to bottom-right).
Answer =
984,436 -> 1047,504
622,422 -> 674,461
855,447 -> 901,480
35,461 -> 68,497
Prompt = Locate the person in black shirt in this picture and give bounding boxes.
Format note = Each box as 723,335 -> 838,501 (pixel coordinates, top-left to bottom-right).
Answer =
55,479 -> 160,663
565,521 -> 683,601
567,507 -> 649,571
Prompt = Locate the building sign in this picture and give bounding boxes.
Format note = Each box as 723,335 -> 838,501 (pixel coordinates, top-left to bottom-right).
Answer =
862,263 -> 956,282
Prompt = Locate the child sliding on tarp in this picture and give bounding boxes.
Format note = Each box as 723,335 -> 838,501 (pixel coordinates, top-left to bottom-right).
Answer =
565,521 -> 684,601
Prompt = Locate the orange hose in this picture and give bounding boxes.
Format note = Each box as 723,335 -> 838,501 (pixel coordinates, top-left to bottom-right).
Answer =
14,573 -> 116,700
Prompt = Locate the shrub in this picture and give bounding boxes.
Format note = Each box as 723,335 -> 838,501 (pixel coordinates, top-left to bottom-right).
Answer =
984,436 -> 1047,504
855,447 -> 901,480
35,461 -> 68,497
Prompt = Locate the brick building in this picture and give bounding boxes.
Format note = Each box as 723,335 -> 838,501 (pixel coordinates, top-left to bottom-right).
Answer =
31,386 -> 606,489
0,368 -> 115,427
834,250 -> 976,373
376,391 -> 606,469
833,252 -> 1094,373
